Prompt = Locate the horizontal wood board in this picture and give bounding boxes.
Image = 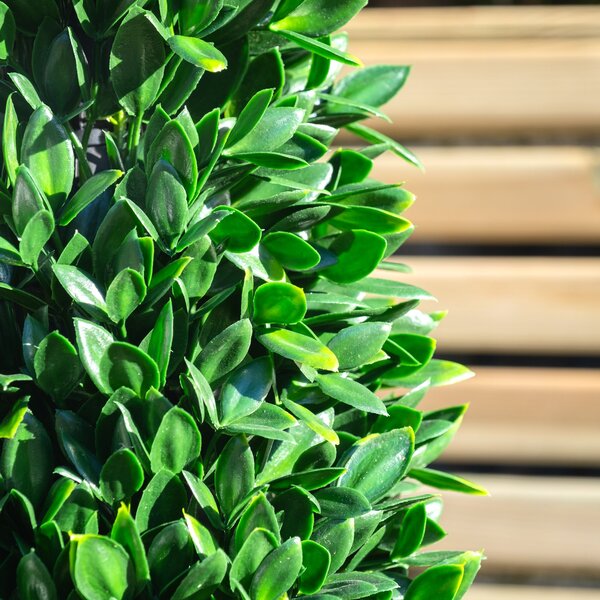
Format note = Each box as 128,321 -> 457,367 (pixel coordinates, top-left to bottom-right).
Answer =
344,7 -> 600,139
379,257 -> 600,354
370,146 -> 600,244
418,367 -> 600,466
428,474 -> 600,575
469,584 -> 600,600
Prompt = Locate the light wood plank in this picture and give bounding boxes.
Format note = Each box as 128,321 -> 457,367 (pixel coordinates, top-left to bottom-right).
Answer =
370,146 -> 600,244
379,257 -> 600,354
343,8 -> 600,138
419,367 -> 600,466
469,584 -> 600,600
431,475 -> 600,575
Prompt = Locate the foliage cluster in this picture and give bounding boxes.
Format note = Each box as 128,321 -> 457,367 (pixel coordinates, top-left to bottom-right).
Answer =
0,0 -> 483,598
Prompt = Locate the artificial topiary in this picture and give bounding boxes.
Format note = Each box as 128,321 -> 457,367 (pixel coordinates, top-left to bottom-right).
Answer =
0,1 -> 484,598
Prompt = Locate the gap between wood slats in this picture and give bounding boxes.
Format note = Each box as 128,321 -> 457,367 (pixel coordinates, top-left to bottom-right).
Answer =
370,147 -> 600,244
416,367 -> 600,466
343,9 -> 600,138
468,584 -> 600,600
428,474 -> 600,575
378,257 -> 600,354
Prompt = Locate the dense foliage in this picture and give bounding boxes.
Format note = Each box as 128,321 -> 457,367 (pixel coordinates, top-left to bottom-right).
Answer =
0,1 -> 484,598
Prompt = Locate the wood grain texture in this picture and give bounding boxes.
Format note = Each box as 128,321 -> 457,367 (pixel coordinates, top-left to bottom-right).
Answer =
431,474 -> 600,575
370,146 -> 600,244
469,584 -> 600,599
418,367 -> 600,465
378,257 -> 600,354
343,8 -> 600,138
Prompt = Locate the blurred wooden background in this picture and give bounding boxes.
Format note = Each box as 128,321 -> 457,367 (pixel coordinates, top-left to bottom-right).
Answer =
348,4 -> 600,598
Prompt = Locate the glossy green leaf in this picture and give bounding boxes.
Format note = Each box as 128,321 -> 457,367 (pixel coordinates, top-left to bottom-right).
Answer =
271,0 -> 367,37
311,518 -> 354,574
150,407 -> 201,473
172,550 -> 228,600
0,396 -> 29,439
17,551 -> 58,600
249,537 -> 303,600
53,264 -> 108,319
59,169 -> 123,226
235,492 -> 280,550
20,209 -> 54,268
299,540 -> 331,594
9,71 -> 43,109
209,206 -> 262,253
258,328 -> 338,371
226,403 -> 296,441
219,356 -> 272,426
322,230 -> 387,284
106,268 -> 146,324
316,373 -> 387,415
21,105 -> 74,210
34,331 -> 81,401
329,206 -> 412,235
136,469 -> 187,532
253,282 -> 307,325
3,94 -> 19,185
169,35 -> 227,72
231,528 -> 278,590
100,342 -> 160,397
315,487 -> 371,519
391,359 -> 475,388
227,88 -> 273,148
74,318 -> 114,394
100,449 -> 144,504
261,231 -> 321,270
276,28 -> 361,66
72,535 -> 134,600
338,428 -> 415,502
392,502 -> 427,559
410,468 -> 489,496
148,299 -> 173,386
282,396 -> 339,445
0,2 -> 15,62
110,10 -> 166,114
196,318 -> 252,383
215,435 -> 254,517
182,470 -> 224,530
328,322 -> 391,370
404,564 -> 464,600
269,467 -> 345,491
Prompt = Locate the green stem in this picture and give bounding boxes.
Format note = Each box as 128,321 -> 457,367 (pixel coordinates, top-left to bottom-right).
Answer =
127,111 -> 144,168
66,124 -> 93,183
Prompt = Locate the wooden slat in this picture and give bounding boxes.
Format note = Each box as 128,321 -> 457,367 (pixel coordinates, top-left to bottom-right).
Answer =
431,475 -> 600,575
380,257 -> 600,354
419,367 -> 600,466
344,8 -> 600,138
370,146 -> 600,244
469,584 -> 600,600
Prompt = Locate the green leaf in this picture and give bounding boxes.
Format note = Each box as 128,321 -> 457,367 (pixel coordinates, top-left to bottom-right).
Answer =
235,492 -> 280,551
311,518 -> 354,574
249,537 -> 303,600
261,232 -> 321,270
182,470 -> 224,531
0,396 -> 29,439
275,28 -> 361,66
195,318 -> 253,383
17,551 -> 58,600
53,265 -> 108,319
315,487 -> 371,519
0,283 -> 45,310
0,2 -> 15,62
316,374 -> 387,415
338,428 -> 415,502
227,88 -> 274,148
209,206 -> 262,253
21,105 -> 74,210
100,449 -> 144,505
74,318 -> 114,394
136,469 -> 187,532
72,535 -> 134,600
34,331 -> 82,401
281,396 -> 339,445
322,230 -> 387,284
409,468 -> 489,496
253,282 -> 306,325
215,435 -> 254,517
226,403 -> 296,441
184,358 -> 220,428
20,209 -> 54,268
391,359 -> 475,388
219,356 -> 272,426
150,407 -> 201,474
100,342 -> 160,397
111,504 -> 151,590
327,322 -> 391,370
0,412 -> 53,509
269,467 -> 345,491
299,540 -> 330,594
148,300 -> 173,386
110,10 -> 166,114
59,169 -> 123,226
9,72 -> 43,109
329,206 -> 412,235
392,501 -> 428,559
258,329 -> 338,371
146,120 -> 198,198
404,564 -> 464,600
3,94 -> 19,185
231,528 -> 278,590
171,550 -> 228,600
106,268 -> 146,323
168,35 -> 227,72
271,0 -> 368,36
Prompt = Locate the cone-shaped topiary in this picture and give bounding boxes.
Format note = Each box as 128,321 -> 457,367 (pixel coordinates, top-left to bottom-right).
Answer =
0,1 -> 485,598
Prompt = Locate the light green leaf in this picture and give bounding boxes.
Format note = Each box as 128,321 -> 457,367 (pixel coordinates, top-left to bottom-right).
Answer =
168,35 -> 227,72
106,268 -> 146,323
316,373 -> 387,415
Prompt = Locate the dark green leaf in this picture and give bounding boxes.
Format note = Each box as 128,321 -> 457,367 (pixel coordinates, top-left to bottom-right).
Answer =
34,331 -> 81,401
234,492 -> 280,551
315,487 -> 371,519
215,435 -> 254,517
230,528 -> 278,590
316,374 -> 387,415
391,502 -> 427,559
312,518 -> 354,574
100,342 -> 160,397
227,88 -> 274,148
17,551 -> 57,600
299,540 -> 330,594
100,448 -> 144,504
106,268 -> 146,323
171,550 -> 228,600
136,469 -> 187,532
